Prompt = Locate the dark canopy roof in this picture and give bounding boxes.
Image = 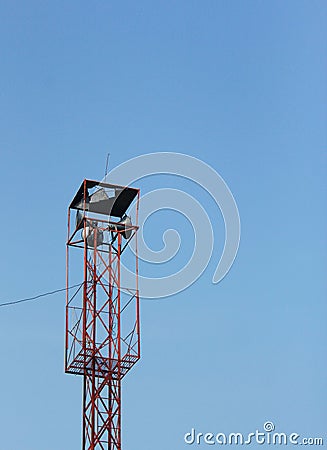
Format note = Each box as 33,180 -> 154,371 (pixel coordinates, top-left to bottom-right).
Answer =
70,179 -> 138,218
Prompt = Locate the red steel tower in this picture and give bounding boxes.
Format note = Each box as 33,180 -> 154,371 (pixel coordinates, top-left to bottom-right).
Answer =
65,179 -> 140,450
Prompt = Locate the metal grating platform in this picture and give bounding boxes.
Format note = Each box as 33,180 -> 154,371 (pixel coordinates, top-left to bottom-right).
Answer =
66,350 -> 139,380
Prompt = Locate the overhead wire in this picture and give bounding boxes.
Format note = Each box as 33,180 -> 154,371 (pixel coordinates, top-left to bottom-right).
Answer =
0,283 -> 83,308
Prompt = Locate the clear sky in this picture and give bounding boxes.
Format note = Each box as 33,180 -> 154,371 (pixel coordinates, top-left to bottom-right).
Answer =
0,1 -> 326,449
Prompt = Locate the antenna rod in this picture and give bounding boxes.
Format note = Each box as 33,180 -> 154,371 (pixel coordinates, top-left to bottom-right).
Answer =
104,152 -> 111,179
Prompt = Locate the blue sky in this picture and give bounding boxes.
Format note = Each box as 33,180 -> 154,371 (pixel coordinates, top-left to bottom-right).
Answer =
0,1 -> 326,449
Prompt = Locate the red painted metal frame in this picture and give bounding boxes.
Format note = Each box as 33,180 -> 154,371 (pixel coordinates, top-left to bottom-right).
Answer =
65,179 -> 140,450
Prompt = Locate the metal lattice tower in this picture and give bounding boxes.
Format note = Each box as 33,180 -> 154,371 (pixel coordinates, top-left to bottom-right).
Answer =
65,179 -> 140,450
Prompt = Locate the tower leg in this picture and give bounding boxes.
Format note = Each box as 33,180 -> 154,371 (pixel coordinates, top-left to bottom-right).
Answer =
83,371 -> 121,450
